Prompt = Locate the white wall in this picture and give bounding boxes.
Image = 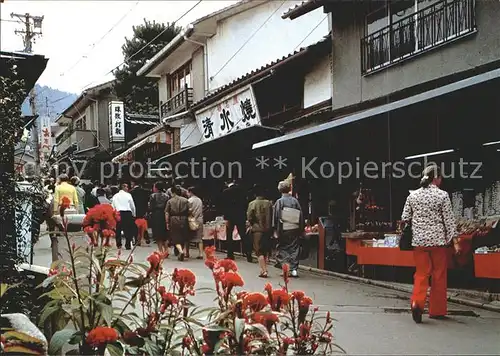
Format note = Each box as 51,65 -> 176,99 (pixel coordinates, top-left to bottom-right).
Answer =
180,122 -> 202,149
303,55 -> 332,108
206,0 -> 329,91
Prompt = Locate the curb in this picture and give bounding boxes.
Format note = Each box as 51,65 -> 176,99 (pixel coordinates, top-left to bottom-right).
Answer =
297,264 -> 500,313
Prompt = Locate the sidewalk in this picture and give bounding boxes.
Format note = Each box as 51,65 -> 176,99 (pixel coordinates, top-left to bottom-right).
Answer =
31,237 -> 500,355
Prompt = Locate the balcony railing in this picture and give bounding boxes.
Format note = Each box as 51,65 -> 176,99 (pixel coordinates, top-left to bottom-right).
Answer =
56,129 -> 97,155
361,0 -> 476,74
160,84 -> 194,119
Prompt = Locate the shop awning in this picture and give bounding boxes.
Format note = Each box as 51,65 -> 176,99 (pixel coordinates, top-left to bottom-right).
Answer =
253,67 -> 500,150
153,125 -> 282,165
112,131 -> 171,163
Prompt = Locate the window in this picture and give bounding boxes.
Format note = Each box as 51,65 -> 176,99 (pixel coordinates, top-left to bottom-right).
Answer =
168,61 -> 191,98
74,116 -> 86,130
361,0 -> 476,74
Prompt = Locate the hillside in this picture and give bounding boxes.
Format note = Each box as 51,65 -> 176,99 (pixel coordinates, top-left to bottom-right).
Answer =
21,84 -> 78,121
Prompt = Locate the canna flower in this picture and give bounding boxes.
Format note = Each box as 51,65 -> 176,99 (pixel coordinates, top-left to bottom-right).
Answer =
252,312 -> 279,333
300,296 -> 313,309
205,256 -> 217,270
326,311 -> 332,324
60,196 -> 71,209
282,263 -> 290,284
182,336 -> 192,349
222,271 -> 244,291
270,289 -> 291,311
291,290 -> 305,301
216,259 -> 238,272
204,245 -> 216,258
162,292 -> 178,306
86,326 -> 119,347
173,268 -> 196,295
157,286 -> 166,296
319,331 -> 333,343
242,292 -> 268,312
147,251 -> 163,275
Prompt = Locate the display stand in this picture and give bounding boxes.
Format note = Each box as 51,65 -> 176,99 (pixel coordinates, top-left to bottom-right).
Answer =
473,253 -> 500,279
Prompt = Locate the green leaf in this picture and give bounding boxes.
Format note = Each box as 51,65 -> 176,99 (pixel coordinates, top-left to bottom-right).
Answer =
48,329 -> 77,355
96,301 -> 114,325
68,331 -> 85,345
38,304 -> 61,326
235,317 -> 245,342
125,277 -> 144,288
1,282 -> 22,298
107,342 -> 124,356
113,318 -> 130,334
66,349 -> 81,355
183,317 -> 205,327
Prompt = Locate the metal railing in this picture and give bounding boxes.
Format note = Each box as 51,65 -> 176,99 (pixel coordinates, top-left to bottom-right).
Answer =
160,84 -> 194,119
361,0 -> 476,74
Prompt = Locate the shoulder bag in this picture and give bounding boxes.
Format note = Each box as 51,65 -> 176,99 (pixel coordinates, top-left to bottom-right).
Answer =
399,221 -> 413,251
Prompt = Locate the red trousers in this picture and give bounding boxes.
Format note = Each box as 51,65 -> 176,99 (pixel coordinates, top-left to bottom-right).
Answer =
411,247 -> 449,316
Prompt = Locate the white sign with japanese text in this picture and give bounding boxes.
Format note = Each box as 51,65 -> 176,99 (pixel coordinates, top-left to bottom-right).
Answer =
109,101 -> 125,142
39,116 -> 52,154
194,86 -> 261,142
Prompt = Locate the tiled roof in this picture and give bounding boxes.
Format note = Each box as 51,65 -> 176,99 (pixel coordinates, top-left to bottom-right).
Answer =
191,36 -> 331,110
282,0 -> 326,20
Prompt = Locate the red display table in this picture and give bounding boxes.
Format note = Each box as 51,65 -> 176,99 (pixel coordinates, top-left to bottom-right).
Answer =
474,253 -> 500,279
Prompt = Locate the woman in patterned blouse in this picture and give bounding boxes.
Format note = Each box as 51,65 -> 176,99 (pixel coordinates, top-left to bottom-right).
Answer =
401,164 -> 460,323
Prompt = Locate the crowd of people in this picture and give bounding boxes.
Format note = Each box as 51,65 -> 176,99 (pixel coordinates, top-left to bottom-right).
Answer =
43,175 -> 305,278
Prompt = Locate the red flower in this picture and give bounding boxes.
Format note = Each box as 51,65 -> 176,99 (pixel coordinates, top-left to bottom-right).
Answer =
162,292 -> 178,306
48,268 -> 58,277
86,326 -> 118,347
157,286 -> 166,295
299,322 -> 311,340
135,218 -> 148,230
173,268 -> 196,294
216,259 -> 238,272
204,245 -> 216,258
122,331 -> 144,347
300,296 -> 313,309
283,337 -> 295,346
326,311 -> 332,324
205,256 -> 217,270
60,196 -> 71,209
319,331 -> 333,343
252,312 -> 279,333
182,336 -> 192,349
271,289 -> 291,311
147,251 -> 163,275
83,204 -> 120,231
243,292 -> 268,312
222,271 -> 244,289
139,289 -> 147,304
291,290 -> 305,301
236,291 -> 248,300
282,264 -> 290,284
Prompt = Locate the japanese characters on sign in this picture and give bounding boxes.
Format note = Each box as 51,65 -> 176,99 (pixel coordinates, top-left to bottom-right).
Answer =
108,101 -> 125,142
39,116 -> 52,154
194,87 -> 261,142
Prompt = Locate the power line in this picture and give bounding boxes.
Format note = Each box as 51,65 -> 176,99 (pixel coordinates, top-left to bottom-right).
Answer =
294,15 -> 327,51
0,18 -> 22,23
210,0 -> 286,81
59,0 -> 140,78
50,0 -> 203,105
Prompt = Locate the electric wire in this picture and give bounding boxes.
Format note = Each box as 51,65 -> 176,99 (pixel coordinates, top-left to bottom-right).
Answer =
50,0 -> 203,105
294,15 -> 328,51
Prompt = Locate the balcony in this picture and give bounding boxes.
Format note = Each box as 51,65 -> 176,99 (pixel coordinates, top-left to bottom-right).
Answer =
361,0 -> 476,74
160,84 -> 194,120
56,129 -> 97,155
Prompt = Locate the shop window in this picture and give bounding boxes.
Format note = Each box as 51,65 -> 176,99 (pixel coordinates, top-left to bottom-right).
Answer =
361,0 -> 476,74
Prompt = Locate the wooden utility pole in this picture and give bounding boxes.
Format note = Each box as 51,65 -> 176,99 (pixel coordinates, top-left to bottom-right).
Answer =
11,12 -> 44,171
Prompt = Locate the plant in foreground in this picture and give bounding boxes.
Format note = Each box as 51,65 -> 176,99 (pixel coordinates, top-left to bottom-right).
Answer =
41,205 -> 343,355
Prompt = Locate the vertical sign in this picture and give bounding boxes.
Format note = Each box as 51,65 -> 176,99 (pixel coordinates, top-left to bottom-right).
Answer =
194,86 -> 261,142
108,101 -> 125,142
39,116 -> 52,163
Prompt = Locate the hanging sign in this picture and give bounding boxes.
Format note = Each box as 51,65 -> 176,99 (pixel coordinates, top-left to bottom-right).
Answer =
109,101 -> 125,142
194,86 -> 261,142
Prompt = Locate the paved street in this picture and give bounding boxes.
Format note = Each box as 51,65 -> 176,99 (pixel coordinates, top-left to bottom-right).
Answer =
33,236 -> 500,355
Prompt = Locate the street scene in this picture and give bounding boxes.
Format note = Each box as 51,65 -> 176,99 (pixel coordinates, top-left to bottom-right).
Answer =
1,0 -> 500,355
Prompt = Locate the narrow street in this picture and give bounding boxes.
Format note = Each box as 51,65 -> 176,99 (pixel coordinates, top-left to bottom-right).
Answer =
33,237 -> 500,355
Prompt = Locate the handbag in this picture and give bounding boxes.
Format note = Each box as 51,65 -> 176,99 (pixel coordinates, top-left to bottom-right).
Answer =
399,221 -> 414,251
188,216 -> 200,231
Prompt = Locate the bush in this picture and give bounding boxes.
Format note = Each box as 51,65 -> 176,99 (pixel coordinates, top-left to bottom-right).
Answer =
40,204 -> 344,355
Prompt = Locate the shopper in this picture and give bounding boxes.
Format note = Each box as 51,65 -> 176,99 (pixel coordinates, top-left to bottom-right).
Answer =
401,164 -> 460,323
149,181 -> 169,254
91,180 -> 100,197
53,174 -> 79,215
97,188 -> 111,204
187,186 -> 204,259
247,184 -> 273,278
70,176 -> 86,214
221,179 -> 249,261
165,185 -> 190,261
273,180 -> 304,278
131,180 -> 151,244
112,183 -> 136,250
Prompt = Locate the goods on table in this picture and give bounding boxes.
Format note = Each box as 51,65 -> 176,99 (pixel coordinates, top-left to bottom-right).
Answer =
475,245 -> 500,254
456,217 -> 499,236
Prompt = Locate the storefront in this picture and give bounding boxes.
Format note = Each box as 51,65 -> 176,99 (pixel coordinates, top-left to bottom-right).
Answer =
252,66 -> 500,287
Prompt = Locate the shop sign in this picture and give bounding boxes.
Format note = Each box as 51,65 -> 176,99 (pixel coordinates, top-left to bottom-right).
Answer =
194,86 -> 261,142
108,101 -> 125,142
39,116 -> 52,154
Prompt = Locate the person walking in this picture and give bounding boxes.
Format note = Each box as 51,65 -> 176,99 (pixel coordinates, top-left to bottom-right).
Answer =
112,183 -> 136,250
70,176 -> 86,214
273,180 -> 304,278
53,174 -> 79,215
401,164 -> 460,323
165,185 -> 190,261
97,188 -> 111,204
149,181 -> 169,254
221,180 -> 249,261
187,186 -> 204,259
131,180 -> 151,244
247,184 -> 273,278
91,180 -> 100,197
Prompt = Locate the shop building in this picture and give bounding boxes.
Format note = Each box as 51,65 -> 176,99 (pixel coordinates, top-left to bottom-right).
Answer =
251,0 -> 500,284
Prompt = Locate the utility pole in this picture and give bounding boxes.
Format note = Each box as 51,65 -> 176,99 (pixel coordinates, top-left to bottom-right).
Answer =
11,12 -> 44,172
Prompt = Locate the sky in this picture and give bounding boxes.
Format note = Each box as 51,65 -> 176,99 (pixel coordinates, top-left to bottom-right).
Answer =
0,0 -> 238,94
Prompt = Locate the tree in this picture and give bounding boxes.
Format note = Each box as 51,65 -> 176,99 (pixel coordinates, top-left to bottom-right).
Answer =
114,19 -> 181,115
